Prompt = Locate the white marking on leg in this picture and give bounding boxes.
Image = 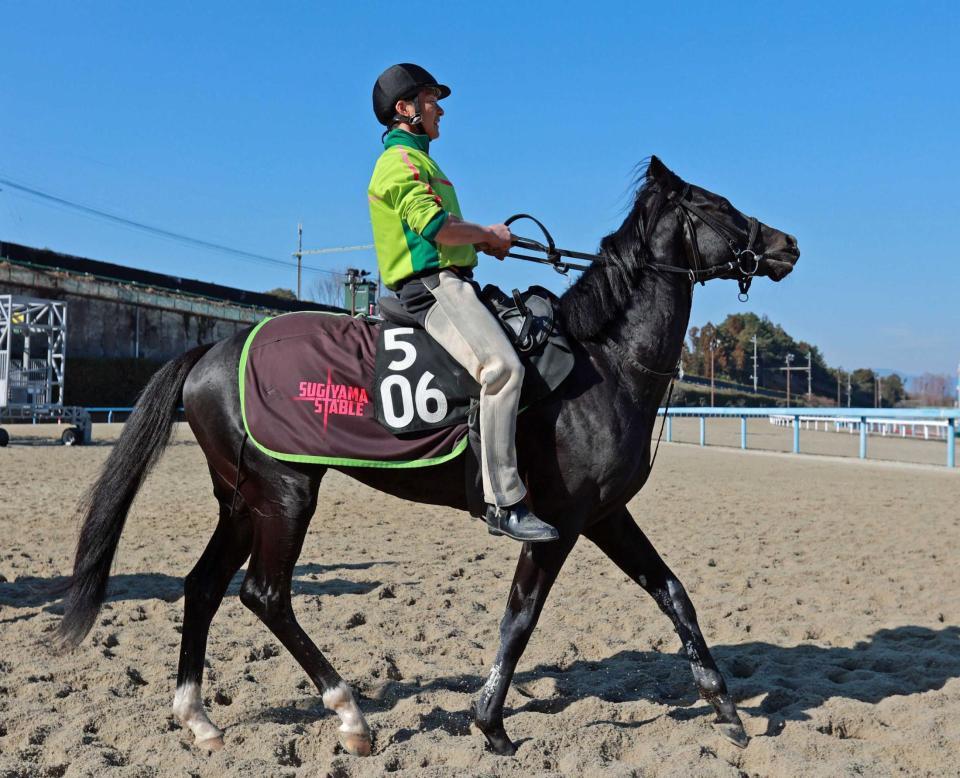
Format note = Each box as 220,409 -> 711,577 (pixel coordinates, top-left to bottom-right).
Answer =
322,681 -> 369,736
173,682 -> 223,743
479,662 -> 502,707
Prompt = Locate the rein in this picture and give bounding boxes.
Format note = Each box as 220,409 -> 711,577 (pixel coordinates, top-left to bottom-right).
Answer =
503,188 -> 766,301
503,213 -> 599,274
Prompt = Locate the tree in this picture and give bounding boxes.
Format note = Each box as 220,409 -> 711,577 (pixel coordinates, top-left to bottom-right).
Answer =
685,313 -> 833,395
310,270 -> 348,308
912,373 -> 951,406
849,368 -> 876,406
880,373 -> 906,406
265,287 -> 297,300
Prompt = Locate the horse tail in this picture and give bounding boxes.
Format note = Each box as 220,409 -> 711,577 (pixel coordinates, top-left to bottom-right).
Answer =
55,343 -> 215,652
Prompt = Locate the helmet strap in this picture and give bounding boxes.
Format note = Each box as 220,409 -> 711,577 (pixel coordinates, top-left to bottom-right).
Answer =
393,94 -> 426,134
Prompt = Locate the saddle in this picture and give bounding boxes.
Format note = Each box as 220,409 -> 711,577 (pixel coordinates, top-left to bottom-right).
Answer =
374,285 -> 574,434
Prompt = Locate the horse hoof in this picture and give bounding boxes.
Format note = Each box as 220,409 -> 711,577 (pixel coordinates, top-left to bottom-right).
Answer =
714,721 -> 749,749
339,732 -> 372,756
196,735 -> 225,752
478,726 -> 516,756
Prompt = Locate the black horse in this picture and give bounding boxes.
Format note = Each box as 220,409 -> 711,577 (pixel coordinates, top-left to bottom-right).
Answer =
56,156 -> 799,757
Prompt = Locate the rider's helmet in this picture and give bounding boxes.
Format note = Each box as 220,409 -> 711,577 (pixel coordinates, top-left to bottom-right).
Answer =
372,63 -> 450,128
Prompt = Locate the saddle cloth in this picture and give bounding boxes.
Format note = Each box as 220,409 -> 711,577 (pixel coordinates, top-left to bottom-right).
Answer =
240,312 -> 468,467
240,287 -> 574,468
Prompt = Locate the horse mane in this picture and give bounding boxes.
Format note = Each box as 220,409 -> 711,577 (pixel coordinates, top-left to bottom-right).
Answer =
559,159 -> 667,341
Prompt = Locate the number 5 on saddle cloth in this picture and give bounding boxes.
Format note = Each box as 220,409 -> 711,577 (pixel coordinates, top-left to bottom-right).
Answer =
239,285 -> 573,478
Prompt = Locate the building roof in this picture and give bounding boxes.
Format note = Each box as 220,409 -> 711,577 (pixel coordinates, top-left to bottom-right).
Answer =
0,240 -> 344,314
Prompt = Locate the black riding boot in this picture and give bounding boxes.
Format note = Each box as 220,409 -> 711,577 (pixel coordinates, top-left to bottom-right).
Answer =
484,502 -> 559,543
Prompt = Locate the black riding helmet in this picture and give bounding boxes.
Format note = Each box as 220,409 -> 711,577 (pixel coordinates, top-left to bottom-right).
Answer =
372,63 -> 450,128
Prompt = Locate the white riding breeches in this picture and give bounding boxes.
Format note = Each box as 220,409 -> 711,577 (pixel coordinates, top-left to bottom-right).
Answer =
423,270 -> 526,507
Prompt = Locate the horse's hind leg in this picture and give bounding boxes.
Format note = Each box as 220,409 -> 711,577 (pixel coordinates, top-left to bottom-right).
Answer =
239,466 -> 372,757
173,478 -> 253,750
585,508 -> 748,748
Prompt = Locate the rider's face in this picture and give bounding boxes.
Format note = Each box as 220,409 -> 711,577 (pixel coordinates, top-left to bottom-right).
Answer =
417,89 -> 443,140
396,88 -> 444,140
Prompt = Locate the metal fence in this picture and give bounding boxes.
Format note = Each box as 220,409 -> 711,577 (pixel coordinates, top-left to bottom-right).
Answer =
659,407 -> 959,468
83,405 -> 960,468
86,407 -> 185,423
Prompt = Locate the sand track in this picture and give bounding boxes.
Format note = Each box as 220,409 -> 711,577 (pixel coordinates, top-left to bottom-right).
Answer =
1,423 -> 958,776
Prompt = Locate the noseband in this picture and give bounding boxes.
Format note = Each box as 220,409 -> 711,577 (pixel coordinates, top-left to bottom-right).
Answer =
651,185 -> 764,301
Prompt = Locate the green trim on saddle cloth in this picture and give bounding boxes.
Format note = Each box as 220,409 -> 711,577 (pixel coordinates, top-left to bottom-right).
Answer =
238,311 -> 468,468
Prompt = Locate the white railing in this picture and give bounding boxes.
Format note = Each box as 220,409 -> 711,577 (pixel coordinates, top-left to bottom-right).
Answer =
769,414 -> 950,441
658,407 -> 959,468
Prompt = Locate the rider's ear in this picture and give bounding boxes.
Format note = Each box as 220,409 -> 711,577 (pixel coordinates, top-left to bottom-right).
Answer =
394,99 -> 413,119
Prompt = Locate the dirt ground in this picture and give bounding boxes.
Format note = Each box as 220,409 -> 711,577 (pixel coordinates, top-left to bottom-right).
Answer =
1,422 -> 958,777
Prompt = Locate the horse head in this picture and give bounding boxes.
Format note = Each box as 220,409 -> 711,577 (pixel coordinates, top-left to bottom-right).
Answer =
644,156 -> 800,287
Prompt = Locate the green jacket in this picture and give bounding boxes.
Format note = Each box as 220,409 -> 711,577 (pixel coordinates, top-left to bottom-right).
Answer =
368,129 -> 477,290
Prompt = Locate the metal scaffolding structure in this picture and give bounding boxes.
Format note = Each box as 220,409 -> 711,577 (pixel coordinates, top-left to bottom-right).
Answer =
0,295 -> 90,445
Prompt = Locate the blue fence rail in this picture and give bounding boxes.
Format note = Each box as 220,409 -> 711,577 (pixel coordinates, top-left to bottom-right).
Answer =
87,406 -> 959,468
86,407 -> 185,423
658,407 -> 959,468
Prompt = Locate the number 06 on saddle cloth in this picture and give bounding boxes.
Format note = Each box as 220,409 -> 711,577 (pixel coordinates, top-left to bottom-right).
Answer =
240,312 -> 470,467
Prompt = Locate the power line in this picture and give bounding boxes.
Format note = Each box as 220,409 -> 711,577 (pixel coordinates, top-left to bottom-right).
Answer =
0,176 -> 371,277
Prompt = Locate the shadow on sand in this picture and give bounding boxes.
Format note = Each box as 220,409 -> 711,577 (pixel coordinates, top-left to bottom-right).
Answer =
345,625 -> 960,740
0,560 -> 395,618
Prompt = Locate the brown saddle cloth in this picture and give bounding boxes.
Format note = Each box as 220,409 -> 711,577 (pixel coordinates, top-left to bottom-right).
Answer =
240,312 -> 467,467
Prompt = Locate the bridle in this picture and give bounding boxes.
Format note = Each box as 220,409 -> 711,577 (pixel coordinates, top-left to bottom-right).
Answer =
655,184 -> 764,301
504,184 -> 766,301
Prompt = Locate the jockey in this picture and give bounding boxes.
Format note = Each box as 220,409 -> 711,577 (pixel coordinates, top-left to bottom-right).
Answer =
368,63 -> 559,544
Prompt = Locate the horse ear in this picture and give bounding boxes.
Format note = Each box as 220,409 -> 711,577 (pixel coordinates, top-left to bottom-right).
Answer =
648,156 -> 679,187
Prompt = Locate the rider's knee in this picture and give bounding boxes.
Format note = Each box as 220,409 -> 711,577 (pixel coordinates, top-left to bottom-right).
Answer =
481,353 -> 524,394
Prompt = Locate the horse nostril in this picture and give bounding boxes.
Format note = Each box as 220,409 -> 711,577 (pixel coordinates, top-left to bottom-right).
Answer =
786,233 -> 798,248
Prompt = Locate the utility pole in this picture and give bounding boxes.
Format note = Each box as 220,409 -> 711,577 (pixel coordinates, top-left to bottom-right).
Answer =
836,368 -> 842,407
296,223 -> 303,300
785,353 -> 794,406
877,374 -> 883,408
292,225 -> 375,307
751,334 -> 758,393
708,332 -> 718,406
846,372 -> 852,407
780,353 -> 811,407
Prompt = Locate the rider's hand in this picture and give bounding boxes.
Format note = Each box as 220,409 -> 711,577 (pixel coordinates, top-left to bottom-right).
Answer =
481,224 -> 512,259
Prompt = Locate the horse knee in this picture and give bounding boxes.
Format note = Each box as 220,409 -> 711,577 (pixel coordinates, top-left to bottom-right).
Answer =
239,576 -> 286,622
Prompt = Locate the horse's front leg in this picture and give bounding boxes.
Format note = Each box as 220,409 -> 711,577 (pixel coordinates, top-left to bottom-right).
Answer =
585,508 -> 748,748
473,534 -> 577,755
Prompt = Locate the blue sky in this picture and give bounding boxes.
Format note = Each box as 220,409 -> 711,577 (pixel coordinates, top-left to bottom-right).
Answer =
2,1 -> 958,375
